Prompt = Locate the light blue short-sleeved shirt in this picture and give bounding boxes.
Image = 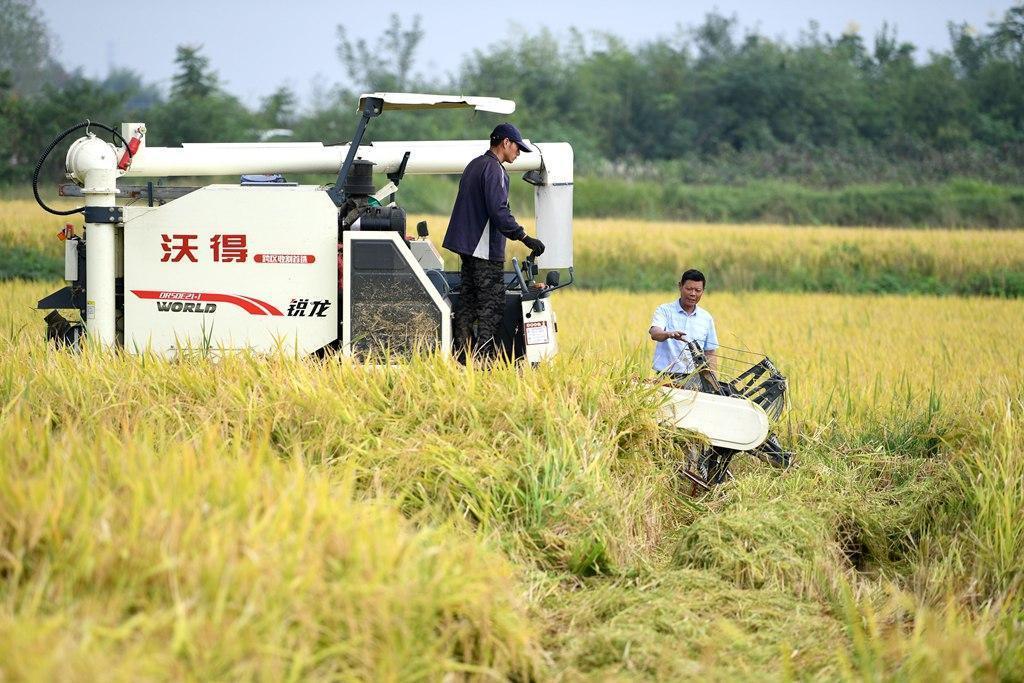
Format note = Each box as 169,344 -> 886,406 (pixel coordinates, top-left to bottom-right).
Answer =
650,301 -> 719,373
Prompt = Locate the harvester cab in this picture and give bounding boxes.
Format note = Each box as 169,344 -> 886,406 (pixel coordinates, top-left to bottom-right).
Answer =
34,93 -> 575,362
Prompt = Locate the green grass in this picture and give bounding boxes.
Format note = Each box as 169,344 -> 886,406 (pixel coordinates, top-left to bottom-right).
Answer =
571,177 -> 1024,228
0,241 -> 63,281
0,420 -> 540,680
2,184 -> 1024,682
389,176 -> 1024,229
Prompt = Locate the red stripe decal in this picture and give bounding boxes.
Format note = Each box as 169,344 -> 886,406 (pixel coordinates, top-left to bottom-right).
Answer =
131,290 -> 281,316
236,295 -> 284,316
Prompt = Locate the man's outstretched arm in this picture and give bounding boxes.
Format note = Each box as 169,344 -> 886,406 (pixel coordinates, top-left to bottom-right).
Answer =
649,326 -> 684,342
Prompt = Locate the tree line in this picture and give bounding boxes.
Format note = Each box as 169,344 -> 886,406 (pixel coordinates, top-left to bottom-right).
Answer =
2,1 -> 1023,188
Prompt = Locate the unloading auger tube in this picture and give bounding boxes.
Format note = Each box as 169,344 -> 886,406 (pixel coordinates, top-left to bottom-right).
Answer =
34,93 -> 575,353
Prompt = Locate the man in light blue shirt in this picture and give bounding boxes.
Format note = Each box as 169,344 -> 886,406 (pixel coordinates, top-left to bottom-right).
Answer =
649,269 -> 719,375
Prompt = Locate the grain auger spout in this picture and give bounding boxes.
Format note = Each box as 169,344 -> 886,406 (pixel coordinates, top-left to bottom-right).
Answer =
656,340 -> 793,491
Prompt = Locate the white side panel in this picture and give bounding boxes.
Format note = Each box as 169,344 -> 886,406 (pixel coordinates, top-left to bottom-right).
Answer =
409,240 -> 444,270
658,387 -> 770,451
521,300 -> 558,363
123,185 -> 337,357
535,184 -> 573,269
64,239 -> 79,280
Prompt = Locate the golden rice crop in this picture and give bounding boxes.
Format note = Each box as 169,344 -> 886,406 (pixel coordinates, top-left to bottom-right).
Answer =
0,199 -> 79,254
407,213 -> 1024,293
8,202 -> 1024,293
564,216 -> 1024,283
1,197 -> 1022,679
559,288 -> 1024,423
2,273 -> 1021,680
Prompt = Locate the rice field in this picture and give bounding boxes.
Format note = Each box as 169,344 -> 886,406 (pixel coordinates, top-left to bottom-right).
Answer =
6,202 -> 1024,295
1,200 -> 1023,680
429,212 -> 1024,295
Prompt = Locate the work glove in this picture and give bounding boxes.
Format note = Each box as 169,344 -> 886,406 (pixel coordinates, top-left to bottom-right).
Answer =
522,235 -> 545,257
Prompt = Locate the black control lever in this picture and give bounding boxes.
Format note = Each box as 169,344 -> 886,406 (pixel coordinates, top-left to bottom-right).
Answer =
511,257 -> 531,294
540,266 -> 575,295
387,151 -> 411,186
512,256 -> 575,300
383,151 -> 411,204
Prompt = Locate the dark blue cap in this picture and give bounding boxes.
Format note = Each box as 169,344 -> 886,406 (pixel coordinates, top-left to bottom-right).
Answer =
490,122 -> 534,153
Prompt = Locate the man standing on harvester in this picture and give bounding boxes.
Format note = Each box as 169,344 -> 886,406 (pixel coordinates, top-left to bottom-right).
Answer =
444,123 -> 546,361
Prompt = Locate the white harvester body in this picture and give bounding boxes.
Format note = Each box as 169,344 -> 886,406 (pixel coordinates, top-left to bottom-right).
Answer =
122,185 -> 338,355
50,94 -> 573,358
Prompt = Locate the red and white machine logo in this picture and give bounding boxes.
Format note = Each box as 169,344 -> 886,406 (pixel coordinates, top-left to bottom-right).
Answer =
132,290 -> 283,315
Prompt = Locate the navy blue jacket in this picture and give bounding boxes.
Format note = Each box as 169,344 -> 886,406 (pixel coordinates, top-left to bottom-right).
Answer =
443,150 -> 526,262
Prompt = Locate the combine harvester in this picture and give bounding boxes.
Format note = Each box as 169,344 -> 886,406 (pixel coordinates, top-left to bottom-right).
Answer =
32,92 -> 789,488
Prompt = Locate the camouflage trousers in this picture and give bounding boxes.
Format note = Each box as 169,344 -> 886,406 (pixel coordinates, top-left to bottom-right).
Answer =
454,255 -> 505,361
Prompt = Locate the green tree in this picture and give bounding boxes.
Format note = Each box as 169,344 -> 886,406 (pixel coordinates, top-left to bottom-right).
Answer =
259,86 -> 297,129
991,4 -> 1024,60
324,14 -> 499,144
101,67 -> 162,113
146,44 -> 254,146
11,6 -> 1024,190
691,11 -> 739,63
0,70 -> 21,182
0,0 -> 64,95
171,45 -> 218,99
336,14 -> 426,91
11,77 -> 126,184
563,33 -> 658,161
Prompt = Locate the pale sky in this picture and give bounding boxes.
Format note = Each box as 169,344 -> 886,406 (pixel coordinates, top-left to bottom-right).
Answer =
37,0 -> 1012,108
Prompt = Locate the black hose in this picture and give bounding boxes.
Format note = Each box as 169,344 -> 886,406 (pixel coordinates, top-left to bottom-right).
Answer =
32,121 -> 134,216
